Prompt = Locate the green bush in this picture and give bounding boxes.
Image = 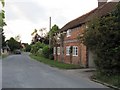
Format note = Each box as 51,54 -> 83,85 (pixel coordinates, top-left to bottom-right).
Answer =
81,2 -> 120,75
48,48 -> 54,60
37,48 -> 43,56
30,42 -> 54,60
42,45 -> 49,58
30,42 -> 45,55
25,45 -> 31,52
42,45 -> 53,59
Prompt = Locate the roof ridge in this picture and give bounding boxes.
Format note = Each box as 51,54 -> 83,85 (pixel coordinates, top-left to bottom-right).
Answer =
60,1 -> 118,32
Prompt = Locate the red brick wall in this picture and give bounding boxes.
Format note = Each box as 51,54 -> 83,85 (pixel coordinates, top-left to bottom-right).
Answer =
80,44 -> 87,67
54,25 -> 87,67
64,42 -> 80,64
54,54 -> 61,61
63,25 -> 87,67
64,26 -> 84,40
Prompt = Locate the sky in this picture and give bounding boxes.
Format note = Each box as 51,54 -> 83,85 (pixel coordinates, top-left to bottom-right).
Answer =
3,0 -> 100,44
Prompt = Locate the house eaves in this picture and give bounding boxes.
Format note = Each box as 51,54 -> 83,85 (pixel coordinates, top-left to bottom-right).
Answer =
60,1 -> 118,32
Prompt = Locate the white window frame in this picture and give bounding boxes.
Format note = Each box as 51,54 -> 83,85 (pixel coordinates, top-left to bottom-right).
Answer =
73,46 -> 78,56
66,29 -> 71,37
66,46 -> 70,56
85,25 -> 88,29
57,47 -> 60,55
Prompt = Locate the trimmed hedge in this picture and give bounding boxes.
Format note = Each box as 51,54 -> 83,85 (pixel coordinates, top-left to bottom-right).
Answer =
81,2 -> 120,75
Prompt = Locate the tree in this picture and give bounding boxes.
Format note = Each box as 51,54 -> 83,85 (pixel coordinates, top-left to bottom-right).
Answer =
49,24 -> 59,48
81,2 -> 120,75
0,0 -> 5,7
0,0 -> 6,54
7,37 -> 21,52
25,44 -> 31,52
39,28 -> 47,37
30,42 -> 45,54
31,28 -> 49,45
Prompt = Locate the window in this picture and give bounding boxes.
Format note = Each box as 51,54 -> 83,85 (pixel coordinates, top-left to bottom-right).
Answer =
66,46 -> 70,55
57,47 -> 60,55
73,46 -> 78,56
66,29 -> 71,37
85,25 -> 88,29
53,47 -> 56,54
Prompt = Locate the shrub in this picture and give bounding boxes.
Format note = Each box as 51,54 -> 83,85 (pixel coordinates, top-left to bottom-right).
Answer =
30,42 -> 54,60
25,45 -> 31,52
42,45 -> 53,59
48,48 -> 54,60
30,42 -> 45,55
42,45 -> 49,58
81,2 -> 120,75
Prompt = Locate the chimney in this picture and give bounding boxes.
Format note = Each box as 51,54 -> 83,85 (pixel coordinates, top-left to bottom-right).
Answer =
98,0 -> 108,7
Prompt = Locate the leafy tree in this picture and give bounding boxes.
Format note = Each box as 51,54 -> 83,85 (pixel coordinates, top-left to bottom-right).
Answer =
7,37 -> 21,52
23,43 -> 31,52
30,41 -> 53,59
42,34 -> 49,44
31,28 -> 49,44
25,45 -> 31,52
42,45 -> 53,60
30,42 -> 45,54
42,45 -> 49,58
49,24 -> 59,48
0,0 -> 5,7
0,0 -> 6,54
81,2 -> 120,75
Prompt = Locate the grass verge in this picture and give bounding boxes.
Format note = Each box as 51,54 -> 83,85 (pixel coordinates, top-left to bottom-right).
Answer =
1,54 -> 8,59
30,54 -> 82,69
92,72 -> 120,88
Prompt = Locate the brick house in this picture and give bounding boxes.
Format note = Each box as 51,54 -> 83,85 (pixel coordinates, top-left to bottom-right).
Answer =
53,0 -> 118,68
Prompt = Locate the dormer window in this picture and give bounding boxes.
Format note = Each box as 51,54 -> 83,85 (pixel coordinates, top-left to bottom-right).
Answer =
66,29 -> 71,37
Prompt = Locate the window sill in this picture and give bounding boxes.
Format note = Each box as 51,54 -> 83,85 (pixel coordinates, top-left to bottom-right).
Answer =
66,35 -> 71,37
73,55 -> 78,57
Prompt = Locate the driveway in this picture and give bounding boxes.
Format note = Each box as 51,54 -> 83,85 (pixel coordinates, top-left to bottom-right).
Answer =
2,53 -> 109,88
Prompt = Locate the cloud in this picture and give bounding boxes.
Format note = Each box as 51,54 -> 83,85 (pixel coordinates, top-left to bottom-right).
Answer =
4,19 -> 35,43
5,1 -> 47,23
4,0 -> 98,43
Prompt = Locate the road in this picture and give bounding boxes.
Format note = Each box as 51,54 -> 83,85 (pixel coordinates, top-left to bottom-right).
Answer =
2,53 -> 109,88
0,57 -> 2,89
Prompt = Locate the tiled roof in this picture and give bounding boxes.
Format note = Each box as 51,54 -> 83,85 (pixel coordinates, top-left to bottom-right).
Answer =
60,2 -> 118,32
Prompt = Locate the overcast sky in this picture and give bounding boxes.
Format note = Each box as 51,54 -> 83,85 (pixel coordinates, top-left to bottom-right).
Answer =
3,0 -> 99,44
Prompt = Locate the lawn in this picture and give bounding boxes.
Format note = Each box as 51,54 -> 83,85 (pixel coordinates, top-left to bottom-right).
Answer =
92,72 -> 120,88
30,54 -> 82,69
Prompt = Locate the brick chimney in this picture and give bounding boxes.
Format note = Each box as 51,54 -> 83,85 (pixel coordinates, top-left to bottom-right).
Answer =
98,0 -> 108,7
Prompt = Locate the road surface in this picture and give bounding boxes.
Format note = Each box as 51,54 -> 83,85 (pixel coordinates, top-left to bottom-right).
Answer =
2,53 -> 109,88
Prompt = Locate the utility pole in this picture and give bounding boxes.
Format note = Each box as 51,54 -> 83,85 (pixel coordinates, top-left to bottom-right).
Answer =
49,17 -> 51,48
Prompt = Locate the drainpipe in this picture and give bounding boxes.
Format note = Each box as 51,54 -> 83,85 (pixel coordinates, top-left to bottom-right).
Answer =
60,31 -> 66,63
86,47 -> 89,68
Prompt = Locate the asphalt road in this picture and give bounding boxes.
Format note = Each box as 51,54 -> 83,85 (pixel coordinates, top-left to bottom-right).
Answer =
2,53 -> 109,88
0,58 -> 2,89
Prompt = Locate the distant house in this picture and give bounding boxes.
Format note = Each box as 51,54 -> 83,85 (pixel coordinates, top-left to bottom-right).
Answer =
53,0 -> 118,68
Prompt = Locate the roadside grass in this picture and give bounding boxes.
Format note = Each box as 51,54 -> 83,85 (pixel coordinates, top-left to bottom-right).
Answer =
0,55 -> 1,59
1,54 -> 8,59
92,72 -> 120,88
30,54 -> 82,69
